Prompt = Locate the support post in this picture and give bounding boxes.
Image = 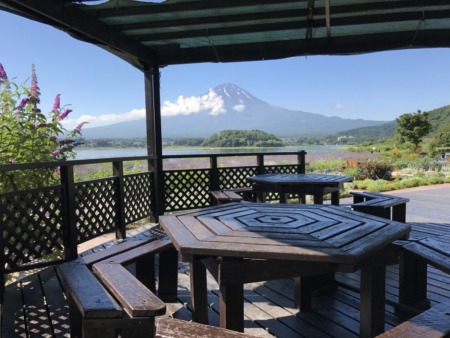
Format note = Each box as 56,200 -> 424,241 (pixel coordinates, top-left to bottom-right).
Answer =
113,161 -> 126,239
60,165 -> 78,260
297,150 -> 307,173
144,65 -> 164,221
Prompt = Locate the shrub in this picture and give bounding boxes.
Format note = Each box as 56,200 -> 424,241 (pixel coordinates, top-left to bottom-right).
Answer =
358,161 -> 393,180
0,63 -> 86,192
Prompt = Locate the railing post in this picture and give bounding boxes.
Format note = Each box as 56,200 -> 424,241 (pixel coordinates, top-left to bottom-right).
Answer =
297,150 -> 307,173
60,165 -> 78,260
113,161 -> 126,240
256,154 -> 265,174
210,155 -> 219,191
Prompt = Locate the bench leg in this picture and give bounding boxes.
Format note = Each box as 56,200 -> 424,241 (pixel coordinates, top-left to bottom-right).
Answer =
398,251 -> 430,312
158,247 -> 179,301
360,263 -> 386,338
190,260 -> 209,325
68,294 -> 83,338
120,318 -> 155,338
136,257 -> 156,293
392,203 -> 406,222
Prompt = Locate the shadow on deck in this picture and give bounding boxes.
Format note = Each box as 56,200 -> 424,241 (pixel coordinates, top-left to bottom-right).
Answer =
2,184 -> 450,337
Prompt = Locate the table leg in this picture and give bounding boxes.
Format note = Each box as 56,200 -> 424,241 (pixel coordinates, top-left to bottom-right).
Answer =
294,277 -> 312,310
219,282 -> 244,332
254,190 -> 265,203
313,193 -> 324,204
158,246 -> 179,302
360,263 -> 386,338
331,191 -> 340,205
189,260 -> 208,324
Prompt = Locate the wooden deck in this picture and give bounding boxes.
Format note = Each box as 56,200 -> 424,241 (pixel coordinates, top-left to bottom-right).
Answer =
2,184 -> 450,338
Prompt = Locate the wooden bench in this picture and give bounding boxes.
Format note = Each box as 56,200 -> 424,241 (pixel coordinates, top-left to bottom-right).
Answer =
211,187 -> 254,205
351,191 -> 409,222
58,261 -> 153,338
397,234 -> 450,313
211,190 -> 243,205
58,245 -> 255,337
375,302 -> 450,338
78,237 -> 178,301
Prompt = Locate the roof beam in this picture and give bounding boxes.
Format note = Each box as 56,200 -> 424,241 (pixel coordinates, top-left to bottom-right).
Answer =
0,0 -> 158,68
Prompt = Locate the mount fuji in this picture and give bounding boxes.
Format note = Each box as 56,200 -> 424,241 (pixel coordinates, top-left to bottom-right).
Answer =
81,83 -> 387,139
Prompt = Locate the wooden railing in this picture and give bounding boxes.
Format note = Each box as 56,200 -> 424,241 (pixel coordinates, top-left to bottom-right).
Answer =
0,150 -> 305,299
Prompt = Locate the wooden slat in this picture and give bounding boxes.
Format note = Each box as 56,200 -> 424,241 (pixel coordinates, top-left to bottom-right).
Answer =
103,237 -> 173,265
92,263 -> 166,317
57,263 -> 122,318
78,239 -> 152,266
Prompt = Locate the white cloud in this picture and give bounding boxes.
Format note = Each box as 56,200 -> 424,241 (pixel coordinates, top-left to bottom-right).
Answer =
161,89 -> 226,116
334,103 -> 345,109
60,89 -> 227,129
61,108 -> 145,128
233,104 -> 245,112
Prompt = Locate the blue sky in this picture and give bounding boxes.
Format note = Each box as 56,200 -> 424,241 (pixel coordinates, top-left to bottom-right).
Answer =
2,10 -> 450,130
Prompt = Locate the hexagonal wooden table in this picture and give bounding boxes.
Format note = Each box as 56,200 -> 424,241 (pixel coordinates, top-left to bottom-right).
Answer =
160,203 -> 411,338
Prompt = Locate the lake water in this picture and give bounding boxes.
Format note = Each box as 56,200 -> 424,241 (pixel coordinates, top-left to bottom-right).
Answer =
74,145 -> 347,160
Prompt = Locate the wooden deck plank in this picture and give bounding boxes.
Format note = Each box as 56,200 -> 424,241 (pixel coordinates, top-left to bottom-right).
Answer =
21,273 -> 53,337
1,278 -> 26,338
38,267 -> 70,338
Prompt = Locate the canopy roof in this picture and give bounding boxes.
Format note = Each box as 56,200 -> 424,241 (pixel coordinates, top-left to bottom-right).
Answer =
1,0 -> 450,70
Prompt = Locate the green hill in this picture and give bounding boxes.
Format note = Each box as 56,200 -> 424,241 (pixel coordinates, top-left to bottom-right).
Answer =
333,105 -> 450,144
201,129 -> 284,147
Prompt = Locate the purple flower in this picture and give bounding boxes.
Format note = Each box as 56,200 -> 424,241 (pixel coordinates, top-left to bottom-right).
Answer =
9,157 -> 15,163
52,94 -> 61,113
0,63 -> 7,83
51,149 -> 63,157
18,97 -> 30,109
15,97 -> 30,115
75,122 -> 87,132
57,109 -> 72,121
55,166 -> 61,174
44,211 -> 50,218
29,65 -> 40,103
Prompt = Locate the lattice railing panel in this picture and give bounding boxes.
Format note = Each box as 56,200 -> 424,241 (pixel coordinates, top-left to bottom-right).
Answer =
75,178 -> 118,243
1,187 -> 64,271
124,172 -> 153,224
164,169 -> 210,212
264,165 -> 302,201
219,167 -> 257,189
264,165 -> 299,174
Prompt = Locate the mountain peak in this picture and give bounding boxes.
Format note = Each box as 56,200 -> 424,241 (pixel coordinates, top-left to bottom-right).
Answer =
210,83 -> 268,109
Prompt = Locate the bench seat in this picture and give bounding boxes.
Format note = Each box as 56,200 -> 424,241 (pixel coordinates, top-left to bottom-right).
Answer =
351,191 -> 409,222
397,234 -> 450,312
78,237 -> 178,301
211,190 -> 243,204
376,302 -> 450,338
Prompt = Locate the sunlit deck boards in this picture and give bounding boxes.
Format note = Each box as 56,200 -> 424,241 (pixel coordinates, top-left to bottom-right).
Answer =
2,185 -> 450,337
